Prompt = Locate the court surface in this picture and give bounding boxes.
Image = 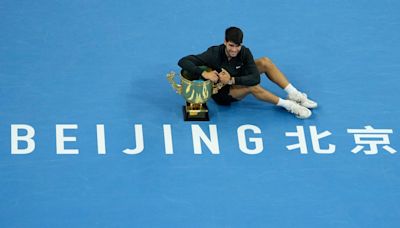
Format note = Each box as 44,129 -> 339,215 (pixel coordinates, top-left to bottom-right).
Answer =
1,0 -> 399,227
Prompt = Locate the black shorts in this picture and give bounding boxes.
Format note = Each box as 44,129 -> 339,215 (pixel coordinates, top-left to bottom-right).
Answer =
211,85 -> 238,106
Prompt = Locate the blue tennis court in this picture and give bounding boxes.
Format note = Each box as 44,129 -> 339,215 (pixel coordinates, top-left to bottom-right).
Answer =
1,0 -> 399,227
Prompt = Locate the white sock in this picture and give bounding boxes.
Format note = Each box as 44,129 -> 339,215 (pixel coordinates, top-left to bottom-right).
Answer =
277,98 -> 292,110
284,84 -> 299,95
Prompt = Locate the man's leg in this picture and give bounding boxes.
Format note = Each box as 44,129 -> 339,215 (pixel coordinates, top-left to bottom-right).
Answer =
255,57 -> 318,108
229,85 -> 279,104
229,84 -> 312,119
228,57 -> 290,102
255,57 -> 289,89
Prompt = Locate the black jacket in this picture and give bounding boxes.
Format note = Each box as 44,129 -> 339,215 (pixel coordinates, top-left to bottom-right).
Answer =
178,44 -> 260,86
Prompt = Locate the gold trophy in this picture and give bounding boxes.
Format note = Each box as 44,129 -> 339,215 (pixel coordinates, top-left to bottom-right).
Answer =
167,68 -> 220,121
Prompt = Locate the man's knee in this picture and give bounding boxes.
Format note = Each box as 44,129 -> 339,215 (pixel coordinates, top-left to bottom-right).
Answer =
229,85 -> 251,100
230,84 -> 264,99
248,84 -> 264,94
258,57 -> 274,71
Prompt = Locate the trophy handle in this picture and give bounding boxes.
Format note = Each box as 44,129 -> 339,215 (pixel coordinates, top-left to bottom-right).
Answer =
166,71 -> 182,94
212,82 -> 223,94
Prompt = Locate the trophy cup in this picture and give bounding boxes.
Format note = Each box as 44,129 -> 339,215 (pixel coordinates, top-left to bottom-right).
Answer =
167,67 -> 220,121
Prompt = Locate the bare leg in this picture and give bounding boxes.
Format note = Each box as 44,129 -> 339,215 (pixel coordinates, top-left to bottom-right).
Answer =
229,85 -> 279,104
226,57 -> 294,105
227,80 -> 312,118
223,59 -> 313,118
255,57 -> 290,89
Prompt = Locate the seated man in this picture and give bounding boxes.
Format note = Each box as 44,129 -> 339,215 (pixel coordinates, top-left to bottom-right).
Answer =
178,26 -> 317,119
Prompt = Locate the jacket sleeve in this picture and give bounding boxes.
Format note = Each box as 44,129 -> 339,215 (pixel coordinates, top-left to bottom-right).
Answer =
234,48 -> 260,86
178,48 -> 214,80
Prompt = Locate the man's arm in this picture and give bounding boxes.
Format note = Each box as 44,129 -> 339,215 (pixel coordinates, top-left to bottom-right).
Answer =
178,48 -> 215,80
234,48 -> 260,86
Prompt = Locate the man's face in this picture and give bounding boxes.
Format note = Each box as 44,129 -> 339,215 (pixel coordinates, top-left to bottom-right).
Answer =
224,40 -> 242,58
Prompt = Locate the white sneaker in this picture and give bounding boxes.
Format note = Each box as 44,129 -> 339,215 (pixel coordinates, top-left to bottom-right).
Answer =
288,92 -> 318,109
285,100 -> 312,119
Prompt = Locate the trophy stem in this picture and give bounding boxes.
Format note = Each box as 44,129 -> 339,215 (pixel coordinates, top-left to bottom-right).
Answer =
183,102 -> 209,121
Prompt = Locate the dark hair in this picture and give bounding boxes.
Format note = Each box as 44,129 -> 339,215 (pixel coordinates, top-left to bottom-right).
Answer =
225,27 -> 243,45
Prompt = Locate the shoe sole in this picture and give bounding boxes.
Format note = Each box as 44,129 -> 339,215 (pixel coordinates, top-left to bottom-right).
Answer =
295,113 -> 312,119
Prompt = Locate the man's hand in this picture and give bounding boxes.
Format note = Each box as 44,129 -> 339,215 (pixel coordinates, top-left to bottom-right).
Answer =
218,68 -> 231,84
201,70 -> 219,83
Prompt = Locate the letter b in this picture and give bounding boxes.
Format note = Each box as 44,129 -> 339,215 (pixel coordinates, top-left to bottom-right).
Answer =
11,124 -> 35,154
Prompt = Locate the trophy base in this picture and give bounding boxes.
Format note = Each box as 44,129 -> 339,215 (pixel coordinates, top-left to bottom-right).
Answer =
183,103 -> 209,121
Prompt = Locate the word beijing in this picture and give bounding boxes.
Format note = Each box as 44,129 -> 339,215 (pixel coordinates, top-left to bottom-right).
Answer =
10,124 -> 397,155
